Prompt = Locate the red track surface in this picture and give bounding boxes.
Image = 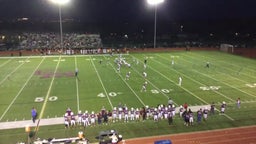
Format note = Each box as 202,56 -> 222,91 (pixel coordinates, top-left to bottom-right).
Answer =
124,125 -> 256,144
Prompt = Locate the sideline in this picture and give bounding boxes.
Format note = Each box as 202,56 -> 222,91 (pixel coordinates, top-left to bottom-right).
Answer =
0,105 -> 210,130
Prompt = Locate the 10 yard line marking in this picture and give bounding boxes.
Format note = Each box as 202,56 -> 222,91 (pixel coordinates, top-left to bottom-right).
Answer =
0,57 -> 45,121
35,56 -> 61,131
75,56 -> 80,112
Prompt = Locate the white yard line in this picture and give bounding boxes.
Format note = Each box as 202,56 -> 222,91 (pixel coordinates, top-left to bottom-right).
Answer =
0,58 -> 12,68
129,55 -> 178,106
90,56 -> 114,109
139,55 -> 235,121
0,57 -> 45,121
156,54 -> 235,102
104,56 -> 146,107
75,56 -> 80,112
0,59 -> 27,85
179,55 -> 256,98
36,56 -> 61,131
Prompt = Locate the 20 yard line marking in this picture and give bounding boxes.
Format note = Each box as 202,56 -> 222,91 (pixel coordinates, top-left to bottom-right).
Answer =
0,57 -> 45,121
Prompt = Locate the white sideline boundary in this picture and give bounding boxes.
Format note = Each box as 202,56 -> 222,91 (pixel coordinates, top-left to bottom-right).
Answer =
0,105 -> 210,130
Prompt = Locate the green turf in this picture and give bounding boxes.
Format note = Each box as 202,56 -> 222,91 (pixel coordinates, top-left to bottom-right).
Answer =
0,51 -> 256,143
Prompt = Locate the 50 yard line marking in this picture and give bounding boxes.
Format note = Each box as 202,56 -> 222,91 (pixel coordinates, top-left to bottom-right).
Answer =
35,56 -> 61,131
75,56 -> 80,112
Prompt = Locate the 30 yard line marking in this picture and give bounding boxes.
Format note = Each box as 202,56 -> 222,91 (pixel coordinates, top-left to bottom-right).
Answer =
75,56 -> 80,112
0,57 -> 45,121
179,54 -> 256,98
140,55 -> 235,121
156,54 -> 235,102
90,56 -> 113,109
128,58 -> 178,106
35,56 -> 61,131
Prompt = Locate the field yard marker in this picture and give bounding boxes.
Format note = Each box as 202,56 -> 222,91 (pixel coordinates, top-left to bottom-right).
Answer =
156,54 -> 236,102
35,56 -> 61,132
90,56 -> 114,109
75,56 -> 80,112
181,53 -> 256,98
139,55 -> 235,121
129,56 -> 178,106
0,57 -> 45,121
103,56 -> 146,106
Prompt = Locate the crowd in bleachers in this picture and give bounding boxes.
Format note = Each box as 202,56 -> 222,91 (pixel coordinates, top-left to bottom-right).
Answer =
19,32 -> 102,49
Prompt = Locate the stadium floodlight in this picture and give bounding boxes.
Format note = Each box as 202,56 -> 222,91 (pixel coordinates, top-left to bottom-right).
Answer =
50,0 -> 70,5
49,0 -> 70,53
147,0 -> 165,48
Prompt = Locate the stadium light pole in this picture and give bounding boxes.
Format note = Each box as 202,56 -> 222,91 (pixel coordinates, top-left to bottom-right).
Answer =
49,0 -> 70,53
147,0 -> 165,48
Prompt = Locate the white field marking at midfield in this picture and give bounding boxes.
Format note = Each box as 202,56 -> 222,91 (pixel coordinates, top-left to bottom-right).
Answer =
0,59 -> 12,68
155,54 -> 235,102
0,58 -> 29,86
104,56 -> 146,107
129,56 -> 178,106
178,54 -> 256,98
140,54 -> 235,121
75,56 -> 80,112
90,56 -> 113,109
0,57 -> 45,121
37,56 -> 62,126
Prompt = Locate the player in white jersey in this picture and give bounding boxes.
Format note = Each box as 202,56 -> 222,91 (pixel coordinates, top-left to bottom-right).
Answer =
112,107 -> 118,123
70,112 -> 76,127
125,71 -> 131,80
141,81 -> 148,92
118,107 -> 123,121
135,108 -> 140,121
90,111 -> 96,126
130,107 -> 135,121
124,107 -> 129,122
77,110 -> 83,125
64,113 -> 70,129
178,76 -> 182,86
83,111 -> 90,127
143,72 -> 147,79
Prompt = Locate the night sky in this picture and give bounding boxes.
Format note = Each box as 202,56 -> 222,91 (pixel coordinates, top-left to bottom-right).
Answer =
0,0 -> 256,22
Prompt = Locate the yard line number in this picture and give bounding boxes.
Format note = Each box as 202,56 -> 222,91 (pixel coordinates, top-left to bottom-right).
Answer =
97,92 -> 122,98
246,83 -> 256,88
34,96 -> 58,102
199,86 -> 221,91
151,89 -> 172,94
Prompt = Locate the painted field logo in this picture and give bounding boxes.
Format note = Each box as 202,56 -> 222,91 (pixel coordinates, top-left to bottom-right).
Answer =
200,86 -> 221,91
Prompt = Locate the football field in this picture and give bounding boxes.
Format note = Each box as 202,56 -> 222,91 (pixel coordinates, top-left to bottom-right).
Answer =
0,50 -> 256,143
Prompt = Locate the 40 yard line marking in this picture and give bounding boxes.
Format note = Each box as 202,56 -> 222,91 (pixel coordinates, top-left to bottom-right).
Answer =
90,56 -> 114,109
35,56 -> 61,131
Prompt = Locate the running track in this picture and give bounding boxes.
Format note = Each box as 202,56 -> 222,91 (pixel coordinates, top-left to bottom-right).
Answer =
124,125 -> 256,144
